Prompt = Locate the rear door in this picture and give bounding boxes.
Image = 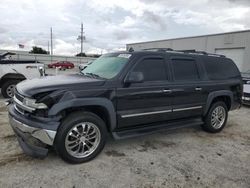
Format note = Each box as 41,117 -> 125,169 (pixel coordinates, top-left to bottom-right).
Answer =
169,56 -> 207,119
116,55 -> 172,128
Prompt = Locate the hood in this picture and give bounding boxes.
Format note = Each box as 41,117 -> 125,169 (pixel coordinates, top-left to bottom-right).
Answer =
16,74 -> 105,97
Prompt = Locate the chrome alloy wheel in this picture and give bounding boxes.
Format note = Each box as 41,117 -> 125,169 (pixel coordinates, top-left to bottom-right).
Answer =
65,122 -> 101,158
6,84 -> 15,98
211,106 -> 226,129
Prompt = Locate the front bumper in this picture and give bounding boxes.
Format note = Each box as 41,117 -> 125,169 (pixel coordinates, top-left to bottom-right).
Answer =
8,104 -> 59,158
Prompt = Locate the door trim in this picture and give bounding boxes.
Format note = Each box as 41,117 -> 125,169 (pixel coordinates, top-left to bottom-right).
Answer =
173,106 -> 202,112
121,105 -> 203,118
121,109 -> 172,118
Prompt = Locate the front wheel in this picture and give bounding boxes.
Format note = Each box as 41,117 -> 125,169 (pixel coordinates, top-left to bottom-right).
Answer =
1,80 -> 20,98
202,101 -> 228,133
54,111 -> 107,163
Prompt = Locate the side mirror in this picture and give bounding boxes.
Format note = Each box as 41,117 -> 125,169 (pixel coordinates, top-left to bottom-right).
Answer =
125,72 -> 144,84
38,66 -> 45,77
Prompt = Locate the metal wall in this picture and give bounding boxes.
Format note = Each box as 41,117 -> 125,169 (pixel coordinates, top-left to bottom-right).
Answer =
126,30 -> 250,72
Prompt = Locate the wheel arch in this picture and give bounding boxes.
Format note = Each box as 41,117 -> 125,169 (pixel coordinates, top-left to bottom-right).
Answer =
49,98 -> 116,131
204,90 -> 233,115
0,73 -> 26,87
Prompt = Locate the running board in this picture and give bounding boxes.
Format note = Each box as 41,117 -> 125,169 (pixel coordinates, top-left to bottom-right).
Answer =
112,118 -> 203,140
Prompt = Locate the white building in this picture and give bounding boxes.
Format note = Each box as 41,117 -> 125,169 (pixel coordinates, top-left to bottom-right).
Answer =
126,30 -> 250,72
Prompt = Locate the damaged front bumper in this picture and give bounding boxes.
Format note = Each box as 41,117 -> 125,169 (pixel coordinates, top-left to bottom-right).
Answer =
8,104 -> 59,158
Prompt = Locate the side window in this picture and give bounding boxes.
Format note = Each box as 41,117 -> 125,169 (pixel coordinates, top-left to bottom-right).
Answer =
172,58 -> 200,81
132,58 -> 167,82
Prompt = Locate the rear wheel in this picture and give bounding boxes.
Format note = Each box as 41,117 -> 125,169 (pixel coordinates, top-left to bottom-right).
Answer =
54,111 -> 107,163
1,80 -> 20,98
202,101 -> 228,133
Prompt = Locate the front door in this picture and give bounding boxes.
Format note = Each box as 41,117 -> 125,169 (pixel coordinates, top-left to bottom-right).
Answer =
116,55 -> 173,128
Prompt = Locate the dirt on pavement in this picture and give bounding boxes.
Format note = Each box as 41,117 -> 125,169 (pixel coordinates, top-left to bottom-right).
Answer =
0,99 -> 249,188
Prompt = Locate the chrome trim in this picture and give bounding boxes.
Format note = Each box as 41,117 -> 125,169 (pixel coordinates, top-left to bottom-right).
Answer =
173,106 -> 202,112
9,117 -> 56,145
13,96 -> 35,112
195,87 -> 202,91
14,104 -> 24,115
121,109 -> 172,118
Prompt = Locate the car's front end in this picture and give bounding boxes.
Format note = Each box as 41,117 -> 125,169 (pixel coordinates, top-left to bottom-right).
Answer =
7,73 -> 107,158
8,90 -> 60,158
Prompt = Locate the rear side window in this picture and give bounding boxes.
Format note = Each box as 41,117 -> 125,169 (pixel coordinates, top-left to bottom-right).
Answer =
203,57 -> 240,80
171,59 -> 200,81
133,58 -> 167,81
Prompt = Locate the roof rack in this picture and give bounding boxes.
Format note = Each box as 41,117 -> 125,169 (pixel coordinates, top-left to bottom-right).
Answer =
177,50 -> 225,57
140,48 -> 225,57
143,48 -> 174,52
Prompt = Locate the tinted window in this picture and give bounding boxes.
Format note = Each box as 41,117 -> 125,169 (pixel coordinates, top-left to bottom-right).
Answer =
133,58 -> 167,81
203,57 -> 240,80
172,59 -> 200,81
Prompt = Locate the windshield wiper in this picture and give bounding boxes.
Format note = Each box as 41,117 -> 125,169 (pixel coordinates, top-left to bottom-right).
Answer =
85,72 -> 105,79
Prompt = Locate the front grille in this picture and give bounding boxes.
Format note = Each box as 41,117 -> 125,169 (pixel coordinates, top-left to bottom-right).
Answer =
15,91 -> 24,102
13,91 -> 34,113
14,104 -> 25,115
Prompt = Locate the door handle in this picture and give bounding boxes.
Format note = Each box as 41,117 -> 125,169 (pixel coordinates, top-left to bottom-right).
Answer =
195,87 -> 202,91
162,89 -> 172,93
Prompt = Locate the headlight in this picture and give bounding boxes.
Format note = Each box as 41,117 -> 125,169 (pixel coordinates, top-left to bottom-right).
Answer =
23,98 -> 48,109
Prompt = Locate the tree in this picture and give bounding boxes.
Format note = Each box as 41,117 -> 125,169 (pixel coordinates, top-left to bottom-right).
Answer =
76,52 -> 87,57
29,46 -> 49,54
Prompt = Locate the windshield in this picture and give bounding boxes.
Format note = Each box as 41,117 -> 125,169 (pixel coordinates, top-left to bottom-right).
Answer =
81,53 -> 131,79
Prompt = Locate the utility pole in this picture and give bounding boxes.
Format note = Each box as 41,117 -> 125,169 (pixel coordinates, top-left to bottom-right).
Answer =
47,41 -> 50,54
77,23 -> 85,54
50,27 -> 53,56
80,23 -> 83,54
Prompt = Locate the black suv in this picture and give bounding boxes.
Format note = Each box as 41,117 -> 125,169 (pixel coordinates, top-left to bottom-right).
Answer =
8,49 -> 242,163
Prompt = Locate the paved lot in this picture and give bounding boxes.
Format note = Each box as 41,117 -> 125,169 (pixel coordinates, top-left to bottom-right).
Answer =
0,95 -> 249,188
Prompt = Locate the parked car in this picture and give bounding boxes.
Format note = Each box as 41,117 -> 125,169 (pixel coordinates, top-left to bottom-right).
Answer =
7,49 -> 242,164
48,61 -> 74,69
0,52 -> 45,98
242,71 -> 250,105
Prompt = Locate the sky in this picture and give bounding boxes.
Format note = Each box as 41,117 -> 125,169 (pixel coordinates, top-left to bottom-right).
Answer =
0,0 -> 250,55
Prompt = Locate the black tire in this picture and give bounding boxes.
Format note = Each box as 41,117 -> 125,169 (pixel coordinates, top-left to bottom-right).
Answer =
202,101 -> 228,133
54,111 -> 107,164
1,80 -> 20,98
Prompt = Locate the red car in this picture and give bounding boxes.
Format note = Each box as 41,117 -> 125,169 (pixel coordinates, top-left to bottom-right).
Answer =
48,61 -> 74,69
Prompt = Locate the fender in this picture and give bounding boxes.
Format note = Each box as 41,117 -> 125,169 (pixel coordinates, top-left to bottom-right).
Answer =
204,90 -> 233,115
48,97 -> 117,131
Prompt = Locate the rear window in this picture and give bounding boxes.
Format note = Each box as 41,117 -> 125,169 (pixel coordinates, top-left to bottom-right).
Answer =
203,57 -> 240,80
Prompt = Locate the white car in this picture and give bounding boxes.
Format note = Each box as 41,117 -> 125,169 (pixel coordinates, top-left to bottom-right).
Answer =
0,52 -> 45,98
242,71 -> 250,105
